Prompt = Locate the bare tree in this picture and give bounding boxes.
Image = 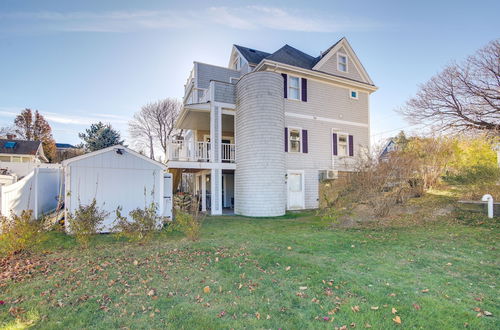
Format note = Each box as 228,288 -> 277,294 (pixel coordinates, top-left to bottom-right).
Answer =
129,111 -> 156,159
128,98 -> 182,160
399,40 -> 500,135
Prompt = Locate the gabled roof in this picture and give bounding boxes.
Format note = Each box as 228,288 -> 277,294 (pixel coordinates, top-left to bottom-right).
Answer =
233,45 -> 270,65
0,139 -> 42,156
266,44 -> 319,70
61,145 -> 167,170
234,38 -> 375,87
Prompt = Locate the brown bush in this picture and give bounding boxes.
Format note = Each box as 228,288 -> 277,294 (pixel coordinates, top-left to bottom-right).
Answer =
0,210 -> 46,257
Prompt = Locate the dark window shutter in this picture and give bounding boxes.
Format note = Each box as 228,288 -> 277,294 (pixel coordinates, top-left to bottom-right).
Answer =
332,133 -> 338,156
302,129 -> 308,153
348,135 -> 354,156
284,127 -> 288,152
301,78 -> 307,102
281,73 -> 287,98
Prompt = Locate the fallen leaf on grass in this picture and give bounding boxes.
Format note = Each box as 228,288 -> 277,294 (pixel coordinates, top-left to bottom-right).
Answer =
147,289 -> 156,296
483,311 -> 493,316
393,316 -> 401,324
255,312 -> 260,320
285,266 -> 291,271
421,289 -> 429,293
299,286 -> 307,290
413,303 -> 421,310
203,286 -> 210,294
391,307 -> 397,314
351,305 -> 360,312
389,293 -> 396,297
287,246 -> 292,250
370,306 -> 379,310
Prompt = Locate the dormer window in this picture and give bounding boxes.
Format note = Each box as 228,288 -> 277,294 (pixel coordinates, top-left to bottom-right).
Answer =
233,56 -> 242,70
337,54 -> 348,72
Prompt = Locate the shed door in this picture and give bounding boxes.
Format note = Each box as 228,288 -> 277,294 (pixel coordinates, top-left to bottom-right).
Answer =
163,174 -> 172,219
287,170 -> 305,210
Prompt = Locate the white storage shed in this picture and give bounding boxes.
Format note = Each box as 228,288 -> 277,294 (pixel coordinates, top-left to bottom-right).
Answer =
62,146 -> 172,232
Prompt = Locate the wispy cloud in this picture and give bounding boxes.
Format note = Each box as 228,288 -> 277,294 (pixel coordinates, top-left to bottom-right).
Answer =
0,108 -> 128,126
0,6 -> 383,34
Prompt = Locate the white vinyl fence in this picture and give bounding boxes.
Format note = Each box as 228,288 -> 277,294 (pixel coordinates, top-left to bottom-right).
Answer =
0,161 -> 61,178
0,167 -> 63,218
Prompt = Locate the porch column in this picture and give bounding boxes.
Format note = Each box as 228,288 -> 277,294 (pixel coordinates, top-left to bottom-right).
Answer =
209,84 -> 222,163
210,168 -> 222,215
201,173 -> 207,212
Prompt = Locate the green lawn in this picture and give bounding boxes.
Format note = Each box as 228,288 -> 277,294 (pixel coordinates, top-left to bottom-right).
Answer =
1,213 -> 499,329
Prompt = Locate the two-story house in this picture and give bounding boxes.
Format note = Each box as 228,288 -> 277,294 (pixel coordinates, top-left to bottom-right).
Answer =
167,37 -> 377,217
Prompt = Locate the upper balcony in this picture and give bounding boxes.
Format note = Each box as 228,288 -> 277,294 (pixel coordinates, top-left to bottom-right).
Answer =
167,140 -> 235,163
183,62 -> 240,105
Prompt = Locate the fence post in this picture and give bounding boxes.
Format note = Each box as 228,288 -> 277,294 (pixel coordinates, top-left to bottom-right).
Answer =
34,167 -> 39,219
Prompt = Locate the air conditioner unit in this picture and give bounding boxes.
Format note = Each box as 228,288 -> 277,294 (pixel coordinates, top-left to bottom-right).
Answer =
319,170 -> 338,181
326,170 -> 338,180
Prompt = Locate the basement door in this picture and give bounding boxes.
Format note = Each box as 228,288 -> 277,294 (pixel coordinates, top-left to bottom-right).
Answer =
287,170 -> 305,210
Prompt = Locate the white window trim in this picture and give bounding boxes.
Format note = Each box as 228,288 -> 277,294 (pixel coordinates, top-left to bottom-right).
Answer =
333,130 -> 350,158
288,75 -> 301,101
287,127 -> 302,153
337,53 -> 348,72
350,89 -> 358,100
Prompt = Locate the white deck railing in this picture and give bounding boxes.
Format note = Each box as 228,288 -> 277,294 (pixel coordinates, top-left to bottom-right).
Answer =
222,143 -> 235,162
167,141 -> 234,163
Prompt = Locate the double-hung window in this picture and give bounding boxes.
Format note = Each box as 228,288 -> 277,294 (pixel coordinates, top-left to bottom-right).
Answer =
288,76 -> 300,100
338,54 -> 348,72
338,133 -> 348,157
288,128 -> 301,152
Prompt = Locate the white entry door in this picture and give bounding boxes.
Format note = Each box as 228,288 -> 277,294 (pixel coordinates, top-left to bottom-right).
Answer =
287,170 -> 305,210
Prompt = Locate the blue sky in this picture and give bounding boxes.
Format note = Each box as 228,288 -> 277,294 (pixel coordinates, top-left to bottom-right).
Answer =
0,0 -> 499,145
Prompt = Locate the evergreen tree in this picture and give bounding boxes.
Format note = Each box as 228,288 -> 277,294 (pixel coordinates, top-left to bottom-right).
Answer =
78,122 -> 124,152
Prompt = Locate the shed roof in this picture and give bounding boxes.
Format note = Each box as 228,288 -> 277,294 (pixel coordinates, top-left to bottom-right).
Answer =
61,145 -> 167,170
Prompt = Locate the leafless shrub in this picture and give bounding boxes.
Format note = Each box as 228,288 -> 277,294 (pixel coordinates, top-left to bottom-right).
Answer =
320,149 -> 423,219
169,192 -> 204,241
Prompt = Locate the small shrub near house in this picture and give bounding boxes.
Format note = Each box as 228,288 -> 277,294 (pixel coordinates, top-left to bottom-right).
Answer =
170,192 -> 204,241
113,202 -> 166,242
319,149 -> 422,220
66,199 -> 108,248
0,210 -> 46,257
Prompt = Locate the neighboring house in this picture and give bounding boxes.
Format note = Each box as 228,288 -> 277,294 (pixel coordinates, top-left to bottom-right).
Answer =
0,139 -> 48,163
167,37 -> 377,216
56,143 -> 77,151
379,138 -> 398,161
55,143 -> 82,162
